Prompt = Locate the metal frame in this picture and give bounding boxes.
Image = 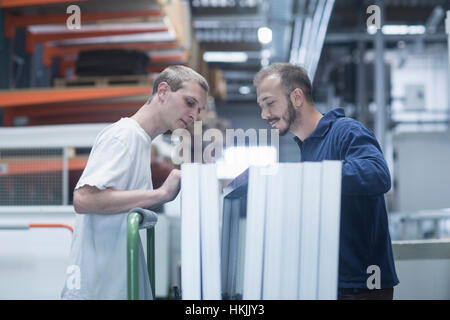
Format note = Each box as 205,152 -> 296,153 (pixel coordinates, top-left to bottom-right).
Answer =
221,169 -> 248,299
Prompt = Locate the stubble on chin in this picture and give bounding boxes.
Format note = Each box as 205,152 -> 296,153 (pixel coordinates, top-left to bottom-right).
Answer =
279,100 -> 297,136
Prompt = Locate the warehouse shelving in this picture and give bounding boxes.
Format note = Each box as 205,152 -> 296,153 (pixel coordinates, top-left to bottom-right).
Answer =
25,23 -> 170,54
0,156 -> 88,175
1,0 -> 187,86
0,0 -> 87,9
43,34 -> 180,66
0,0 -> 204,127
0,86 -> 150,126
0,86 -> 149,108
4,9 -> 162,39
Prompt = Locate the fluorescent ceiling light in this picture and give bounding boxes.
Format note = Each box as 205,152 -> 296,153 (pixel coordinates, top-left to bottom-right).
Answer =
258,27 -> 272,44
383,25 -> 425,35
239,86 -> 251,95
367,24 -> 426,35
203,51 -> 248,63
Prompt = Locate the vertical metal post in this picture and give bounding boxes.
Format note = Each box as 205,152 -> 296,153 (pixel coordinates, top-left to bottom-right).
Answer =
62,147 -> 69,205
0,10 -> 11,89
147,227 -> 156,298
374,0 -> 386,151
31,43 -> 50,88
309,0 -> 335,81
12,27 -> 30,88
127,212 -> 141,300
357,41 -> 368,126
446,11 -> 450,110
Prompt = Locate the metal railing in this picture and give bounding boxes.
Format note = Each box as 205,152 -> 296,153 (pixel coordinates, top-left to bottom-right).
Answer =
127,208 -> 158,300
0,222 -> 73,233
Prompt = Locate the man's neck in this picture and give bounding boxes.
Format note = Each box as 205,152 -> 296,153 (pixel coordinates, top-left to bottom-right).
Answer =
290,105 -> 323,142
131,102 -> 166,140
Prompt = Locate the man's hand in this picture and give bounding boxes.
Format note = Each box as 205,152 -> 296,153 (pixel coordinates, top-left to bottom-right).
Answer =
159,169 -> 181,202
73,169 -> 182,214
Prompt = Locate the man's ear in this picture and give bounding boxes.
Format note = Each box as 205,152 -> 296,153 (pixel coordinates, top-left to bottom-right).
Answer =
157,82 -> 170,101
290,88 -> 305,108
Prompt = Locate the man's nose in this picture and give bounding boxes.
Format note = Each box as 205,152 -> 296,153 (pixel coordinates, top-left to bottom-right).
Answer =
190,109 -> 198,122
261,108 -> 269,120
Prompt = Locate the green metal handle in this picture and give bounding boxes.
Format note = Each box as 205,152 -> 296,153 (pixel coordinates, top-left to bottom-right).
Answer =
127,210 -> 157,300
147,227 -> 156,298
127,212 -> 141,300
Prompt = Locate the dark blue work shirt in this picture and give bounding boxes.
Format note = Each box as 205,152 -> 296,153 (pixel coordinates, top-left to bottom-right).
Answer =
293,107 -> 399,290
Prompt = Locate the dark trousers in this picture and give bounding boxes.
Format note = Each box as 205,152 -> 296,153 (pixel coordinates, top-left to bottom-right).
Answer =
338,288 -> 394,300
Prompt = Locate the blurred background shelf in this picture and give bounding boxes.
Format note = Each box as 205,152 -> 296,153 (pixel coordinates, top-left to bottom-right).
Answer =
0,156 -> 88,176
0,0 -> 87,9
0,86 -> 150,126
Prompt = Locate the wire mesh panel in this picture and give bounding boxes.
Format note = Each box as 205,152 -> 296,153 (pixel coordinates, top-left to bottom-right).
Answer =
0,148 -> 64,205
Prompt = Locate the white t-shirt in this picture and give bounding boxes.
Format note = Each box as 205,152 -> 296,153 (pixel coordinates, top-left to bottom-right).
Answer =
61,118 -> 153,300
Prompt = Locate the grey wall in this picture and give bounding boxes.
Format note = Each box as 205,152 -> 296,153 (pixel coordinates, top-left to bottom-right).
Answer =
393,130 -> 450,212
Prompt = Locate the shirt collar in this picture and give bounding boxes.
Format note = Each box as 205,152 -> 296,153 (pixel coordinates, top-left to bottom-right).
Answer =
293,107 -> 346,144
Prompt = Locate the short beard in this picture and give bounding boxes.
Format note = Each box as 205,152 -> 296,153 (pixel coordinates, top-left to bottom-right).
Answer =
279,98 -> 297,136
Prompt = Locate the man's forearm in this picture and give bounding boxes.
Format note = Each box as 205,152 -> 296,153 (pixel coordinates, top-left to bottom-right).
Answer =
74,187 -> 168,214
341,157 -> 391,196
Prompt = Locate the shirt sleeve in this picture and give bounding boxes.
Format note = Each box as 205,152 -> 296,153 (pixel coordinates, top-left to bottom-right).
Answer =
75,136 -> 132,191
339,122 -> 391,196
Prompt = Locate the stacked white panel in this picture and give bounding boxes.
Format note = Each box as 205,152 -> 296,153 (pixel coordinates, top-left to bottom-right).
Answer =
243,162 -> 341,300
181,163 -> 201,300
279,164 -> 303,299
262,164 -> 284,299
200,164 -> 222,299
317,161 -> 342,299
243,166 -> 268,299
298,162 -> 322,299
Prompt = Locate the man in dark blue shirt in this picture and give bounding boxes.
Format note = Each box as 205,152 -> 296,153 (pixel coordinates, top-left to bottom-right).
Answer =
254,63 -> 399,300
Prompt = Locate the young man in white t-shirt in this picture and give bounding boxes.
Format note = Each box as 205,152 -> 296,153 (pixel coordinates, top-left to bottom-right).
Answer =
61,66 -> 209,300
